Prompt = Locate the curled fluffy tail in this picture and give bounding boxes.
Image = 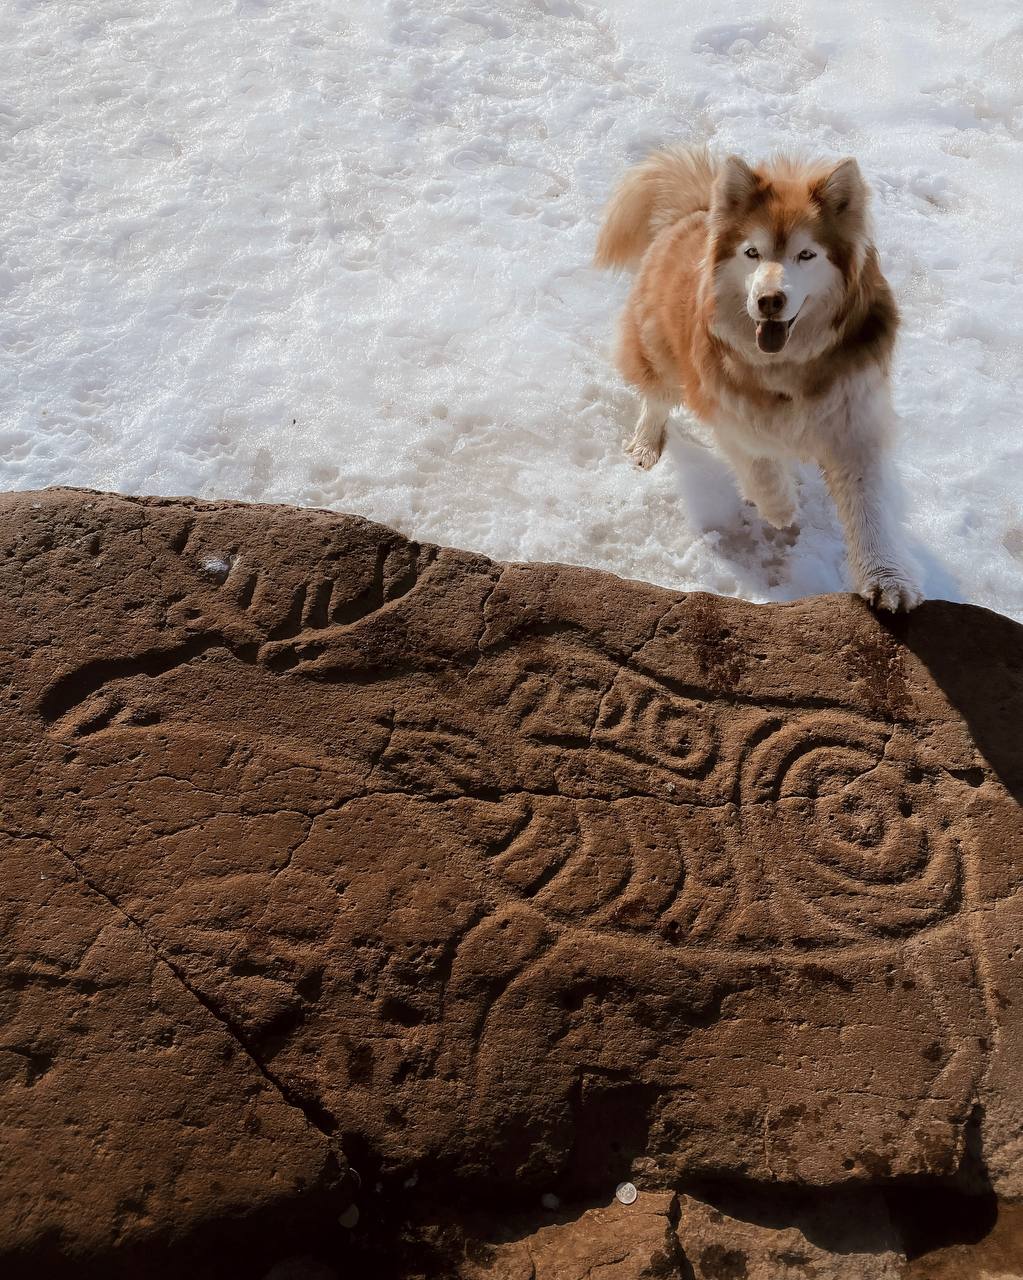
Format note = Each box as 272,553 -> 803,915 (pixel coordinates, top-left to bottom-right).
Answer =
594,146 -> 719,271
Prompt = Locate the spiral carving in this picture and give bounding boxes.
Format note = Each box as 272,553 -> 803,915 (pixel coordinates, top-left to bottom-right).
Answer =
488,704 -> 964,953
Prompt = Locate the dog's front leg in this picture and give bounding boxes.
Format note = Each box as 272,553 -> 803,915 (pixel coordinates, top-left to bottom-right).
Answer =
625,395 -> 672,470
717,437 -> 797,528
822,444 -> 924,612
735,456 -> 797,529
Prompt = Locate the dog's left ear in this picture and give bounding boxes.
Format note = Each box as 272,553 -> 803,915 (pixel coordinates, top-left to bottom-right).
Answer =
811,157 -> 867,220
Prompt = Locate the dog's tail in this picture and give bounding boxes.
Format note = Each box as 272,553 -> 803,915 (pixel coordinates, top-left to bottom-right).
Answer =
594,146 -> 719,271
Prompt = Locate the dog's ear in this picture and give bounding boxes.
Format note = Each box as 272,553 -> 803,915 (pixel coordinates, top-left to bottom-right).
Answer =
811,157 -> 867,220
714,155 -> 765,212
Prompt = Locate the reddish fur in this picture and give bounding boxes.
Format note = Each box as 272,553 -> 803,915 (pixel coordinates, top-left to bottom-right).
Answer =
601,152 -> 897,420
595,148 -> 922,614
616,213 -> 720,419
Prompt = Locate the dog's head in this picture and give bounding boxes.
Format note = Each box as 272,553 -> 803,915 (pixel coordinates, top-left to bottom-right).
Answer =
709,155 -> 870,357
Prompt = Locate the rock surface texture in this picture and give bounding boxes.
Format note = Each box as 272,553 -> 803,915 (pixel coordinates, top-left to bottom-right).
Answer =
1,489 -> 1022,1278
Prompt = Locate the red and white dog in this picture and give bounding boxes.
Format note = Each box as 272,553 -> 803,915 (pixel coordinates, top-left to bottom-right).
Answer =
596,147 -> 923,611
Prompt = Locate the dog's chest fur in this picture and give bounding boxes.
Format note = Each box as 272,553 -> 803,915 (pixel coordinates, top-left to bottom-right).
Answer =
712,352 -> 890,461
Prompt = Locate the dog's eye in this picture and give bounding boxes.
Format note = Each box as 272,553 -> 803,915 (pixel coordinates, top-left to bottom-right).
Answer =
797,249 -> 817,261
744,246 -> 760,259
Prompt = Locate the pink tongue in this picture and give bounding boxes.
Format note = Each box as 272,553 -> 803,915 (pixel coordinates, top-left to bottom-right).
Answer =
756,320 -> 788,353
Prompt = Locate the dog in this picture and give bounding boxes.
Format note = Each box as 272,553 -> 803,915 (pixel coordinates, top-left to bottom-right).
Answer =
595,147 -> 923,611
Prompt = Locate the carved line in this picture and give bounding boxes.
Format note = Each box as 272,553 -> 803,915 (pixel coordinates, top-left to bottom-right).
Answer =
40,550 -> 441,734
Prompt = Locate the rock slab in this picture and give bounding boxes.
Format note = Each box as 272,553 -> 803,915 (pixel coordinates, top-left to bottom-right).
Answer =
1,489 -> 1022,1275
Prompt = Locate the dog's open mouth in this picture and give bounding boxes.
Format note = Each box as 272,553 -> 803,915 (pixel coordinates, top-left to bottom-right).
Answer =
755,314 -> 798,354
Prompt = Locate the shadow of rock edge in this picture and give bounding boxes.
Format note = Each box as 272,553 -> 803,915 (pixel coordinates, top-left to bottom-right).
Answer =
0,487 -> 1020,1276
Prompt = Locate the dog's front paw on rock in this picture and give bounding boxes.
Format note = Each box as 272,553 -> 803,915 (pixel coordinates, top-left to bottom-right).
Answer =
859,567 -> 924,613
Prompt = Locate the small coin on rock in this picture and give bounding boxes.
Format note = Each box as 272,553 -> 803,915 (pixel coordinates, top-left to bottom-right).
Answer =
615,1181 -> 638,1206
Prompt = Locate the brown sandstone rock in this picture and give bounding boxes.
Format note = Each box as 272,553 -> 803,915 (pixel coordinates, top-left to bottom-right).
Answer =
453,1185 -> 1023,1280
459,1190 -> 684,1279
456,1186 -> 907,1280
1,488 -> 1022,1276
674,1190 -> 903,1279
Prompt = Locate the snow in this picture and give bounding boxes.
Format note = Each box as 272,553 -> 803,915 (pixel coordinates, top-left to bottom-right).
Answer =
2,0 -> 1021,618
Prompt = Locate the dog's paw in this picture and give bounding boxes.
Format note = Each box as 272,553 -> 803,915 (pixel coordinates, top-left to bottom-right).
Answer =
755,500 -> 796,530
859,566 -> 924,612
747,491 -> 793,527
625,439 -> 662,470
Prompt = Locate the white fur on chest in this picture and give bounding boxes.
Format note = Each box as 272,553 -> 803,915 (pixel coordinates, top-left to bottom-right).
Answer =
711,369 -> 893,465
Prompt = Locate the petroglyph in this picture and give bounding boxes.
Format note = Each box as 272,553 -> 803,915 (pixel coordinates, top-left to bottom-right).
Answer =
3,489 -> 1023,1267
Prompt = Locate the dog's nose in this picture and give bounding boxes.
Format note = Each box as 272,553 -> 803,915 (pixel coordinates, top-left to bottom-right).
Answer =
757,292 -> 786,317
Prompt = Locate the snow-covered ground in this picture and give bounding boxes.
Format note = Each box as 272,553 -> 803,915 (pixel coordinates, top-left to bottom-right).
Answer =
3,0 -> 1022,617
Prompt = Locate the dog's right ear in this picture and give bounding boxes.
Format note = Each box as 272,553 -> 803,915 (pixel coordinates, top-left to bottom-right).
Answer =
713,155 -> 765,212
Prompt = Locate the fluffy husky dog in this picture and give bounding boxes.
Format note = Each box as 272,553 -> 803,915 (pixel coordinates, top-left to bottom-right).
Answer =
595,147 -> 923,611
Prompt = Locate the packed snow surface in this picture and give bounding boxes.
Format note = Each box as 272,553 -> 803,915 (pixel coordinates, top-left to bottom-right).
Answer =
3,0 -> 1022,617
